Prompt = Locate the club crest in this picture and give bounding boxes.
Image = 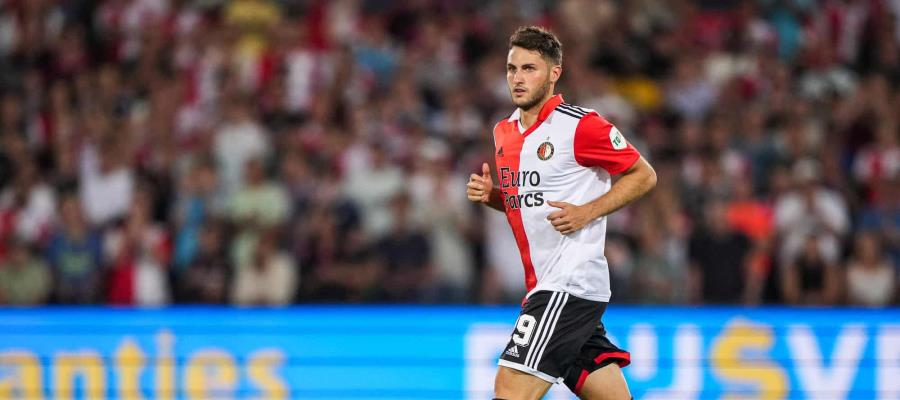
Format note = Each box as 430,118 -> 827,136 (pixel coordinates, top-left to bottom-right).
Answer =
537,141 -> 554,161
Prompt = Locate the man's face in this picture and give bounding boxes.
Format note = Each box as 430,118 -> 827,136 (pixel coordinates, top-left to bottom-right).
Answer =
507,46 -> 560,111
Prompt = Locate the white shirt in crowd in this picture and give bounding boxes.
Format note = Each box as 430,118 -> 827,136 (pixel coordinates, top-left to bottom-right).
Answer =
232,253 -> 297,306
79,145 -> 134,226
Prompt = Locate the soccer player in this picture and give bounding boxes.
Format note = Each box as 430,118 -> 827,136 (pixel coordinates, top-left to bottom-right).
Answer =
466,26 -> 657,400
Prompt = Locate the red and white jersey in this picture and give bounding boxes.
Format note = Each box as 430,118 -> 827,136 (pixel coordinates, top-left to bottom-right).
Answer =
493,94 -> 640,302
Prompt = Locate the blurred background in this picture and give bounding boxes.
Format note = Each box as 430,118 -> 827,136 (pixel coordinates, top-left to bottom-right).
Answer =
0,0 -> 897,308
0,0 -> 899,399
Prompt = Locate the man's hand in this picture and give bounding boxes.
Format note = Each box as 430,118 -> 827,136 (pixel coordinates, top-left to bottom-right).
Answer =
467,162 -> 505,212
546,156 -> 657,235
467,163 -> 494,203
547,201 -> 595,235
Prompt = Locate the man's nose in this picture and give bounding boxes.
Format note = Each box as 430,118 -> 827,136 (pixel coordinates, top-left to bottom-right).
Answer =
513,71 -> 524,83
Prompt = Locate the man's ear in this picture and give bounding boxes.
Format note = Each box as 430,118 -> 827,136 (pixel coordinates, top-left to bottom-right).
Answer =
550,64 -> 562,84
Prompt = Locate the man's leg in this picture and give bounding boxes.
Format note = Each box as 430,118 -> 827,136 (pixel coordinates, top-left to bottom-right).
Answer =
494,365 -> 552,400
563,320 -> 631,399
495,291 -> 602,399
576,364 -> 631,400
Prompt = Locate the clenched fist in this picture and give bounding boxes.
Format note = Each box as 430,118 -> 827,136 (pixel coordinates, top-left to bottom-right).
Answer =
467,162 -> 494,203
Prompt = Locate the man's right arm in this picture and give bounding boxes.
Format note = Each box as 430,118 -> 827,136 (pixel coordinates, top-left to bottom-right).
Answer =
483,186 -> 505,212
467,162 -> 506,212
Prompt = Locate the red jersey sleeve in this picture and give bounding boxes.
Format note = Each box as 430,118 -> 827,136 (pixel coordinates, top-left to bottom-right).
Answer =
573,113 -> 641,175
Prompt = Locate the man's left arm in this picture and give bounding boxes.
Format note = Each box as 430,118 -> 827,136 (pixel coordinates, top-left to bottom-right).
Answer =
547,113 -> 656,235
547,156 -> 656,234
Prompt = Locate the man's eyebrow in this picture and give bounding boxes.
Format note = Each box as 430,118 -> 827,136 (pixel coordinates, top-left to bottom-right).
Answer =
507,63 -> 537,68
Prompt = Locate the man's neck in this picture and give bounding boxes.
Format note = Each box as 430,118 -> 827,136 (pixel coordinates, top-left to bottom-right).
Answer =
519,93 -> 554,130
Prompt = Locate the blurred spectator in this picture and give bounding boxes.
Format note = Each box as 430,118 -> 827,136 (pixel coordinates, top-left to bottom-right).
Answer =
214,98 -> 271,197
342,142 -> 404,238
45,194 -> 104,304
605,235 -> 636,303
726,179 -> 773,242
774,159 -> 848,268
104,188 -> 171,306
726,178 -> 775,304
0,238 -> 52,305
430,89 -> 484,151
177,220 -> 231,304
857,177 -> 900,268
736,106 -> 779,193
172,158 -> 221,269
675,120 -> 711,220
627,170 -> 689,304
580,69 -> 637,135
353,14 -> 399,88
781,234 -> 841,306
79,132 -> 135,227
665,55 -> 717,120
0,158 -> 56,248
280,151 -> 317,217
410,142 -> 475,302
232,229 -> 297,306
225,0 -> 283,92
797,41 -> 857,101
229,157 -> 289,269
0,135 -> 16,190
689,200 -> 752,304
297,201 -> 383,303
632,224 -> 687,304
231,158 -> 289,226
278,23 -> 333,117
377,193 -> 432,302
853,119 -> 899,202
481,207 -> 525,304
846,232 -> 896,307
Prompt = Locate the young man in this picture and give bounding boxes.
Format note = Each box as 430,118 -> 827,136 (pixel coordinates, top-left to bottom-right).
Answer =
466,26 -> 656,400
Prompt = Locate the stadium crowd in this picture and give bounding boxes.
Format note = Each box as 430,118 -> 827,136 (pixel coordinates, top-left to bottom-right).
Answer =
0,0 -> 897,307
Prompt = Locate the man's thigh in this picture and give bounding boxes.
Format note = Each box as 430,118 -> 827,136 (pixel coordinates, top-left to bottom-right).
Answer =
494,365 -> 552,400
576,364 -> 631,400
495,291 -> 604,398
562,322 -> 631,397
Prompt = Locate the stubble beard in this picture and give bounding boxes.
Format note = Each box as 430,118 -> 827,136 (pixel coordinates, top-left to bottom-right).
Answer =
514,78 -> 552,112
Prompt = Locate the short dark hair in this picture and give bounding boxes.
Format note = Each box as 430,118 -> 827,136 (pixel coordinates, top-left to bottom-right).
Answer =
509,26 -> 562,66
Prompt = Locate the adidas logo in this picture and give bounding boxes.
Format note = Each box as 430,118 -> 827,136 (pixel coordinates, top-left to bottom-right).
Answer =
505,345 -> 520,357
497,146 -> 504,157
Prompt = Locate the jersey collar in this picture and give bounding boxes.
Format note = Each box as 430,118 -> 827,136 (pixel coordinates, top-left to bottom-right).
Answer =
507,94 -> 565,123
507,94 -> 564,138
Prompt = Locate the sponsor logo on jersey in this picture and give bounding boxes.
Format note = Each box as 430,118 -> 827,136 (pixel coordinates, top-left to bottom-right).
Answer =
503,191 -> 544,209
499,167 -> 541,188
499,167 -> 545,209
505,345 -> 520,357
610,127 -> 626,150
537,141 -> 554,160
497,146 -> 504,157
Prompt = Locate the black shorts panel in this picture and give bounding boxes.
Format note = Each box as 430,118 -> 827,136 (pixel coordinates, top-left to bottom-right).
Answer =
497,291 -> 606,383
562,323 -> 631,395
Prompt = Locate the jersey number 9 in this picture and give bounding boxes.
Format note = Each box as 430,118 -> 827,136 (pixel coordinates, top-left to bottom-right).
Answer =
512,314 -> 537,346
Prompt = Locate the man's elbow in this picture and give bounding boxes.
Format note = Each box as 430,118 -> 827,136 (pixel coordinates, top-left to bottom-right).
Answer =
642,163 -> 657,194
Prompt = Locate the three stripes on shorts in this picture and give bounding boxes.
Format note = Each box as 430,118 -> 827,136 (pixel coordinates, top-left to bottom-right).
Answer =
525,292 -> 570,369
